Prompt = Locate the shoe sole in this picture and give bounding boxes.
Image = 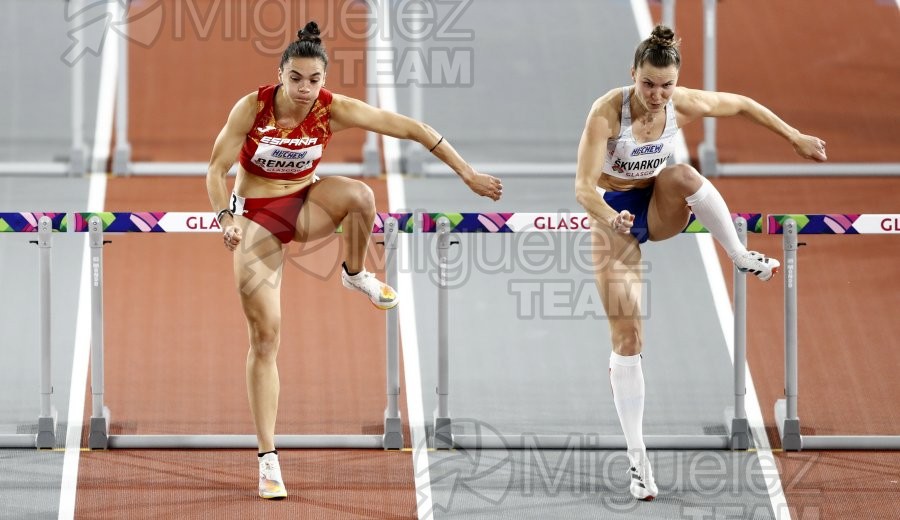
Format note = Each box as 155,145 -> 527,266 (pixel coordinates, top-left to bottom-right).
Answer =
759,265 -> 780,282
341,280 -> 399,310
372,299 -> 399,310
260,493 -> 287,500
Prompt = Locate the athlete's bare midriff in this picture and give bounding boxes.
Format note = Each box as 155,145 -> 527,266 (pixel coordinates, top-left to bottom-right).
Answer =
598,172 -> 655,192
233,165 -> 316,198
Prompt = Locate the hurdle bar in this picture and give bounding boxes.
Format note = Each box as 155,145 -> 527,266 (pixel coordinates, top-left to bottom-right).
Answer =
771,214 -> 900,451
429,212 -> 762,450
73,211 -> 408,449
0,213 -> 66,448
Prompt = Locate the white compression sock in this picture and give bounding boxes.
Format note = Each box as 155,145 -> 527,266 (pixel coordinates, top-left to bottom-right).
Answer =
685,177 -> 746,259
609,352 -> 646,459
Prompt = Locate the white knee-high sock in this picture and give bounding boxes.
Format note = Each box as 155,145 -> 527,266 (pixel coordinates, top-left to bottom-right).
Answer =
610,352 -> 646,459
685,177 -> 746,259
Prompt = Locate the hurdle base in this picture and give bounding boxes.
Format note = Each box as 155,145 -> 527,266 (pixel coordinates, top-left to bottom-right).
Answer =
698,141 -> 719,177
433,416 -> 453,450
107,434 -> 385,449
70,147 -> 87,176
774,399 -> 900,450
363,143 -> 380,176
724,407 -> 751,451
36,408 -> 58,449
774,399 -> 802,451
0,434 -> 38,448
89,407 -> 111,450
452,434 -> 732,450
112,145 -> 131,176
383,413 -> 403,450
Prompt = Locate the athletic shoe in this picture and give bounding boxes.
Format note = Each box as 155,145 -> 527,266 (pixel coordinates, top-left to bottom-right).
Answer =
341,268 -> 399,310
628,452 -> 658,501
258,452 -> 287,500
733,250 -> 781,281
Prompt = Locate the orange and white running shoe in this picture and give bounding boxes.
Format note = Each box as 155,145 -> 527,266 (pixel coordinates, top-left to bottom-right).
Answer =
341,267 -> 399,310
258,452 -> 287,500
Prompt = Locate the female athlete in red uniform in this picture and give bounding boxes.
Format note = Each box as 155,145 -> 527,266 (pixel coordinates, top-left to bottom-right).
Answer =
206,22 -> 502,499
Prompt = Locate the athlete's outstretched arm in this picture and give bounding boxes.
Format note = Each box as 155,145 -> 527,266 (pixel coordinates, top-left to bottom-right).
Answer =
575,94 -> 632,233
330,94 -> 502,201
207,93 -> 256,250
674,87 -> 827,162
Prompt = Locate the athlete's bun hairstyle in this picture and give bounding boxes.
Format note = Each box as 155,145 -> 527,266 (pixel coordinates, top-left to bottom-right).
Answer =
280,21 -> 329,68
633,24 -> 681,69
297,21 -> 323,46
648,25 -> 678,49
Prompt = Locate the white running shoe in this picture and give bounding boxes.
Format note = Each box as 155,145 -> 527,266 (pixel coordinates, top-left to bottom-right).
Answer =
733,250 -> 781,281
341,267 -> 399,310
258,452 -> 287,500
628,452 -> 658,501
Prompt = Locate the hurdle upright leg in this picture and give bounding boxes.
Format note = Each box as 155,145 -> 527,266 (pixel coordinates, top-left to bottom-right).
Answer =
36,216 -> 58,448
727,217 -> 751,450
382,217 -> 403,449
88,216 -> 111,449
432,217 -> 453,449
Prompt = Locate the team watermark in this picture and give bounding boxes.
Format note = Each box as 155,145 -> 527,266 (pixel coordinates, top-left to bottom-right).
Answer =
237,207 -> 652,319
62,0 -> 476,87
410,418 -> 823,518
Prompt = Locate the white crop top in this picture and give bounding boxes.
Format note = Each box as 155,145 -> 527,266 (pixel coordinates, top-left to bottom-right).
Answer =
601,87 -> 678,180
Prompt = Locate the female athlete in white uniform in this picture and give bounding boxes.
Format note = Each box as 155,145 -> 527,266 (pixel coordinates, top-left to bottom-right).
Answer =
206,22 -> 502,499
575,25 -> 826,501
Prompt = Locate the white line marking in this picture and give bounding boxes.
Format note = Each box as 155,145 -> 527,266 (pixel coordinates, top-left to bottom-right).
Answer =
374,4 -> 402,175
57,173 -> 106,520
90,3 -> 118,174
388,173 -> 433,519
633,2 -> 791,518
377,0 -> 432,516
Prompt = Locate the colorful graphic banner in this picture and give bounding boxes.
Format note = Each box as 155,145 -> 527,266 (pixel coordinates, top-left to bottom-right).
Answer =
0,211 -> 767,234
768,214 -> 900,234
70,212 -> 221,233
416,212 -> 763,233
0,212 -> 66,232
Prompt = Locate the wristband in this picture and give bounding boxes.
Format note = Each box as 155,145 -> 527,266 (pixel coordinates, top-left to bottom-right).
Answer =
216,209 -> 234,225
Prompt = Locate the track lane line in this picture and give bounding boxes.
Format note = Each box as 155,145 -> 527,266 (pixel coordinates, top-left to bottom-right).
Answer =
57,173 -> 106,520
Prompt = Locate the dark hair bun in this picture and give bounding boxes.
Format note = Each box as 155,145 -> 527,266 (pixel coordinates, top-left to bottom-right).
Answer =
297,21 -> 322,45
649,25 -> 678,49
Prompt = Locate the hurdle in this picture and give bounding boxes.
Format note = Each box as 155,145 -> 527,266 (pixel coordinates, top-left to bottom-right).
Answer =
74,212 -> 405,450
429,212 -> 761,450
771,214 -> 900,450
0,213 -> 64,449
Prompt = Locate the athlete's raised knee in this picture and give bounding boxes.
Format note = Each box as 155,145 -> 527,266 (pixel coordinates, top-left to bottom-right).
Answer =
345,181 -> 375,213
661,163 -> 701,187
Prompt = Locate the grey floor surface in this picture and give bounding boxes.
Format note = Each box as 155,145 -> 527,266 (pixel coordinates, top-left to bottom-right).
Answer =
0,177 -> 92,518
